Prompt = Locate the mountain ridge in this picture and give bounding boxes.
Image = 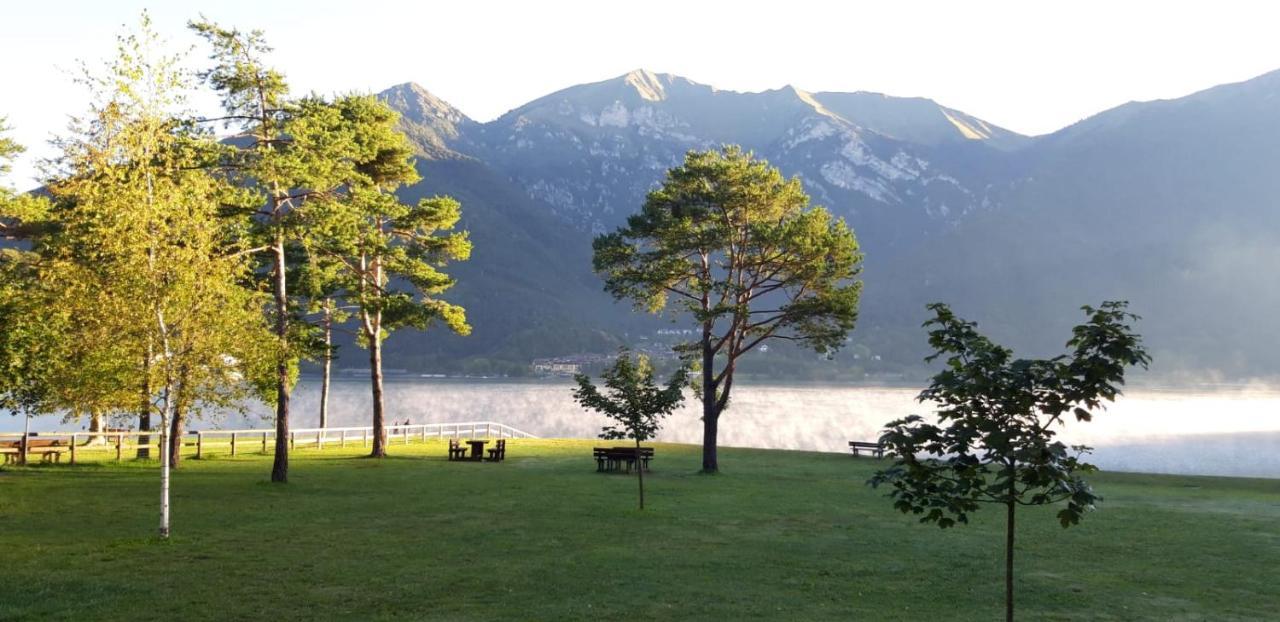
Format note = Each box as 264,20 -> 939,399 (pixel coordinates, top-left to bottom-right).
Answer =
371,68 -> 1280,379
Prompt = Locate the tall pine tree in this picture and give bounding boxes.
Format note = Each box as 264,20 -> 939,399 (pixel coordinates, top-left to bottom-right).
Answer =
301,95 -> 470,457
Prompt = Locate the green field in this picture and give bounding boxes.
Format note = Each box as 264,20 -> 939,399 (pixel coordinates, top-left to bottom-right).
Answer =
1,440 -> 1276,620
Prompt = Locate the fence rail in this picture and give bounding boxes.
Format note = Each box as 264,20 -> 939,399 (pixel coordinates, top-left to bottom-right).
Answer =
0,421 -> 538,465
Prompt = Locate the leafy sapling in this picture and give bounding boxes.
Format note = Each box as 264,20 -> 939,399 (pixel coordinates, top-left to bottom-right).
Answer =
573,350 -> 688,509
869,301 -> 1150,622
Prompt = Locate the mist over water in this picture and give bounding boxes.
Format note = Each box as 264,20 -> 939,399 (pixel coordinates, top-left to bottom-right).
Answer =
6,378 -> 1279,478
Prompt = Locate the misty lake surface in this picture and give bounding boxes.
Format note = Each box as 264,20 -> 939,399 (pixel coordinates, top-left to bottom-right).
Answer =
7,378 -> 1280,478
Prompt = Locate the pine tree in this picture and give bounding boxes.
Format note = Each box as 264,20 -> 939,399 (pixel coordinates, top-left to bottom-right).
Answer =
190,20 -> 360,481
301,95 -> 470,457
593,146 -> 862,472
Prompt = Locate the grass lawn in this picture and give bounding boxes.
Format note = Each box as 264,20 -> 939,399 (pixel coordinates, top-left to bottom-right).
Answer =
1,439 -> 1277,620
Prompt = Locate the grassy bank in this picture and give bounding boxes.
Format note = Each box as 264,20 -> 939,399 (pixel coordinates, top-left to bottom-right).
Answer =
1,440 -> 1276,620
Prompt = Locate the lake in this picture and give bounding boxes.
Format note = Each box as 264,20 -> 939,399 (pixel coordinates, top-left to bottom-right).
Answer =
6,378 -> 1280,478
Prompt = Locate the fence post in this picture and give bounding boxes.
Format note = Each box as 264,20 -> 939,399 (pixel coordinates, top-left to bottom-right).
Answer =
363,429 -> 368,447
70,433 -> 77,465
116,433 -> 123,461
341,429 -> 347,448
318,429 -> 324,450
261,432 -> 268,453
290,432 -> 295,451
421,425 -> 427,443
196,431 -> 203,459
404,427 -> 410,445
231,432 -> 238,456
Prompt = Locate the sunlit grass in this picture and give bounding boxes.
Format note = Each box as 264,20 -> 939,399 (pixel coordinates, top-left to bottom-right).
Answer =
1,440 -> 1276,620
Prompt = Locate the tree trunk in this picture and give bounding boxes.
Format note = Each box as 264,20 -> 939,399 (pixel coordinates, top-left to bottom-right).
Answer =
319,302 -> 332,429
368,317 -> 386,458
159,406 -> 170,539
88,409 -> 106,445
1005,497 -> 1016,622
636,437 -> 645,509
270,237 -> 290,483
701,410 -> 719,473
168,401 -> 185,470
137,349 -> 152,459
19,413 -> 30,466
700,330 -> 719,473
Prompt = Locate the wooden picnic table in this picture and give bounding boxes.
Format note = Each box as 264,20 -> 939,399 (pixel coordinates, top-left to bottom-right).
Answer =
466,439 -> 488,461
594,446 -> 654,473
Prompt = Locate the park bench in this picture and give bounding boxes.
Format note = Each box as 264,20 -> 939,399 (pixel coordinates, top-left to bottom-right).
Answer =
1,438 -> 69,464
447,439 -> 469,461
593,446 -> 654,473
848,441 -> 885,458
485,439 -> 506,462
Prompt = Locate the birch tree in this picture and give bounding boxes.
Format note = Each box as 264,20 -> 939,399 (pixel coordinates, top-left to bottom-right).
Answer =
3,14 -> 272,536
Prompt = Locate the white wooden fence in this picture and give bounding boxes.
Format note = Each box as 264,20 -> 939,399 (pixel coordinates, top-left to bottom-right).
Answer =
0,421 -> 538,465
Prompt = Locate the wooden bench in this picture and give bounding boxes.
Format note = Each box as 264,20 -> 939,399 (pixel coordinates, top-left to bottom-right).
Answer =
594,447 -> 654,473
1,439 -> 69,464
447,439 -> 469,461
849,441 -> 885,458
485,439 -> 506,462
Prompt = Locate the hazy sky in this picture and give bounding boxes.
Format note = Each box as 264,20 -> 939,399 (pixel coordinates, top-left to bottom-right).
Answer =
3,0 -> 1279,188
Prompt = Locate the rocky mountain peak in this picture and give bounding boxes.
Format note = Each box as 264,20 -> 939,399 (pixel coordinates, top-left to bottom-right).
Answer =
621,68 -> 669,102
378,82 -> 473,159
380,82 -> 471,126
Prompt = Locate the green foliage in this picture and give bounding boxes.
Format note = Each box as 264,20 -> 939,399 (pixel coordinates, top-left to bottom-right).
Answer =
594,146 -> 861,352
190,18 -> 389,478
574,350 -> 687,508
188,18 -> 359,365
299,95 -> 470,336
870,301 -> 1151,526
572,350 -> 688,443
188,18 -> 288,132
290,94 -> 470,456
869,300 -> 1150,618
0,116 -> 21,192
0,14 -> 274,429
593,145 -> 862,470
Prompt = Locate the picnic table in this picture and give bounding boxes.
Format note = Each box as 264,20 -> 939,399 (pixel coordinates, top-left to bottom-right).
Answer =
448,439 -> 497,462
593,446 -> 654,473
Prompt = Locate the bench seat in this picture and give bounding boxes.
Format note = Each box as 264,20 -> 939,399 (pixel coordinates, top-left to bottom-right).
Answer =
849,441 -> 886,458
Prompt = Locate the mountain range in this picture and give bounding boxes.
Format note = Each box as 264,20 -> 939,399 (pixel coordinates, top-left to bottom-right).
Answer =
371,68 -> 1280,380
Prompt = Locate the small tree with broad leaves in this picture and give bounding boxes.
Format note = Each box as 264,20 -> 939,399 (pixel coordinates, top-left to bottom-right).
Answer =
869,301 -> 1150,622
573,350 -> 688,509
